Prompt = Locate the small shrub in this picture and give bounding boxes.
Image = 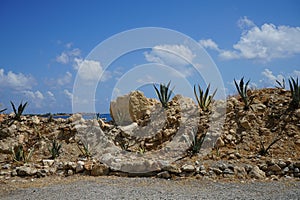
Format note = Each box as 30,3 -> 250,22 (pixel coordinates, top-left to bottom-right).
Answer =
48,140 -> 62,159
11,144 -> 34,163
194,84 -> 217,112
153,81 -> 174,108
258,136 -> 282,156
77,141 -> 91,158
288,77 -> 300,109
234,77 -> 254,110
275,78 -> 285,89
10,101 -> 28,121
189,129 -> 207,155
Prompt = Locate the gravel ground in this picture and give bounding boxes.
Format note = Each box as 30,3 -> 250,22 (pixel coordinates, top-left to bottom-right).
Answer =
1,177 -> 300,200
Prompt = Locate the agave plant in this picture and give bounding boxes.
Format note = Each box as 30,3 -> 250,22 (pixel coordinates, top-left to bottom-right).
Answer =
288,77 -> 300,109
77,140 -> 92,158
194,84 -> 217,112
10,101 -> 28,121
48,140 -> 62,159
11,144 -> 34,163
234,77 -> 254,110
153,81 -> 174,109
275,78 -> 285,89
189,128 -> 207,155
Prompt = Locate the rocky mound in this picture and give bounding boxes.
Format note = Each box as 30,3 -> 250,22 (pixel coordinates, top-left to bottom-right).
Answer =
0,88 -> 299,182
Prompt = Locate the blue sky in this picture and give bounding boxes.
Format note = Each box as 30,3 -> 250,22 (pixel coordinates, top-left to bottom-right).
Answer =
0,0 -> 300,114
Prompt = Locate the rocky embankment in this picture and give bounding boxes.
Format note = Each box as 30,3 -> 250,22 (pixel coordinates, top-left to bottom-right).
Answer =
0,88 -> 300,183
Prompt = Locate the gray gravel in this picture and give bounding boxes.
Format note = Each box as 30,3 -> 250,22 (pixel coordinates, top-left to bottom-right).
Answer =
1,177 -> 300,200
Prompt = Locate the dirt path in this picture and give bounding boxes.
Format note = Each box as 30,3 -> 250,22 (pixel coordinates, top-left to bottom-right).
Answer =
1,176 -> 299,200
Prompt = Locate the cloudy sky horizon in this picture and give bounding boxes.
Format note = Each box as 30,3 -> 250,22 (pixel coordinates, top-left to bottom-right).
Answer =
1,0 -> 299,114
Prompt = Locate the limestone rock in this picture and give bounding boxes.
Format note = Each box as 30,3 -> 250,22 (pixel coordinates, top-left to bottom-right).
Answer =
31,116 -> 40,124
91,163 -> 109,176
240,118 -> 251,129
69,113 -> 83,123
268,164 -> 281,172
75,161 -> 85,173
181,164 -> 195,172
157,171 -> 171,179
129,91 -> 157,123
110,91 -> 158,126
249,166 -> 265,179
16,166 -> 37,176
42,159 -> 55,167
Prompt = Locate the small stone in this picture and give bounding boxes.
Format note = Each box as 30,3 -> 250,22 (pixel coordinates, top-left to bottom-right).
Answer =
11,169 -> 17,177
215,137 -> 225,148
249,166 -> 266,179
211,168 -> 222,175
181,164 -> 195,172
223,168 -> 234,175
218,163 -> 227,171
75,161 -> 85,173
283,167 -> 290,173
294,168 -> 300,173
229,154 -> 235,159
2,164 -> 11,169
66,169 -> 73,176
31,116 -> 40,124
268,164 -> 281,172
277,160 -> 287,168
294,161 -> 300,168
234,166 -> 247,179
235,152 -> 242,159
91,164 -> 109,176
162,164 -> 181,174
157,171 -> 171,179
240,118 -> 251,129
295,109 -> 300,118
42,159 -> 55,167
229,129 -> 235,134
16,166 -> 37,176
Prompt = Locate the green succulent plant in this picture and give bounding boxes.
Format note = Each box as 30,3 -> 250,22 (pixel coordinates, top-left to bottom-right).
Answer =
234,77 -> 254,110
10,101 -> 28,121
77,140 -> 92,158
48,140 -> 62,159
189,128 -> 207,155
194,84 -> 217,112
11,144 -> 34,163
275,78 -> 285,89
288,77 -> 300,109
153,81 -> 174,109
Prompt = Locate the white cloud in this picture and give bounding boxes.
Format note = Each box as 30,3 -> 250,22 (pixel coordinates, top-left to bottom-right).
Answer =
238,16 -> 256,29
57,71 -> 72,85
201,17 -> 300,61
0,68 -> 35,90
23,90 -> 44,100
56,44 -> 81,64
293,70 -> 300,77
260,68 -> 300,87
74,58 -> 110,82
145,44 -> 195,66
64,89 -> 73,100
47,91 -> 56,101
56,52 -> 69,64
261,69 -> 284,85
199,39 -> 220,51
144,44 -> 196,77
35,91 -> 44,100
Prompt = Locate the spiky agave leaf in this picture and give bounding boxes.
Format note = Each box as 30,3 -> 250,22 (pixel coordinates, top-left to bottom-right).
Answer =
194,84 -> 217,112
234,77 -> 253,110
289,77 -> 300,108
153,81 -> 174,108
